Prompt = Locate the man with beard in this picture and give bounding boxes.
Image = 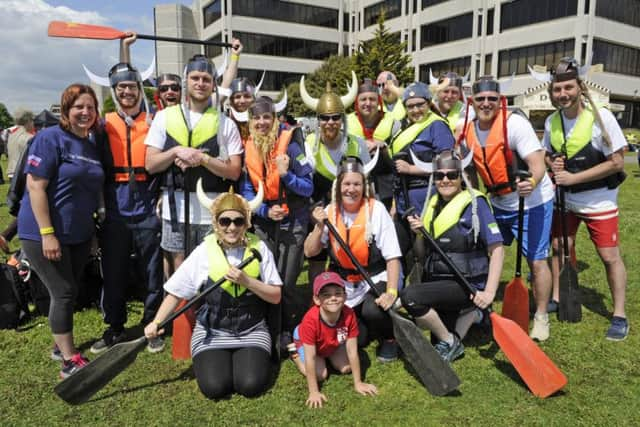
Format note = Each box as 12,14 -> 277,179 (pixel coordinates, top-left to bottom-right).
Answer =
542,58 -> 629,341
433,72 -> 474,136
459,76 -> 554,341
376,71 -> 405,121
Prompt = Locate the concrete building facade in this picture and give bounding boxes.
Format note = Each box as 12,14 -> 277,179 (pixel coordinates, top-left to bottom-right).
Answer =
153,0 -> 640,128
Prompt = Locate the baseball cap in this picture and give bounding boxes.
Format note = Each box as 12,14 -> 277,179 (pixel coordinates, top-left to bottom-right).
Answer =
313,271 -> 346,296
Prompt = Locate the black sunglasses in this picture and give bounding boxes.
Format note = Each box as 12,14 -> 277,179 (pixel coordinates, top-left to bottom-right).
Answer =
217,216 -> 246,227
158,84 -> 181,93
474,95 -> 499,103
318,114 -> 342,122
434,171 -> 461,181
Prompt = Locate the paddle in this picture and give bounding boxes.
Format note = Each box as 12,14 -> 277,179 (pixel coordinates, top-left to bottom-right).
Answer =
413,223 -> 567,398
556,116 -> 582,323
501,171 -> 531,332
323,219 -> 461,396
54,249 -> 262,405
48,21 -> 233,47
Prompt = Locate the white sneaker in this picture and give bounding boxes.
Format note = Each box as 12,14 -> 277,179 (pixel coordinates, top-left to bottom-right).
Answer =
530,313 -> 550,341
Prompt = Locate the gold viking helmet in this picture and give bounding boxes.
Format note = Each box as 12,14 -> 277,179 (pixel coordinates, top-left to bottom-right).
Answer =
196,179 -> 264,228
299,71 -> 358,115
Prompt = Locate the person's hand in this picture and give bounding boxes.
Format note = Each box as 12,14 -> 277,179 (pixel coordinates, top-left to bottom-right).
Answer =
550,156 -> 566,175
516,177 -> 535,197
354,382 -> 378,397
122,32 -> 137,47
230,38 -> 243,55
174,146 -> 202,167
406,215 -> 422,232
225,265 -> 250,287
375,291 -> 397,311
268,205 -> 287,221
0,235 -> 11,254
472,289 -> 495,309
395,159 -> 411,174
275,154 -> 290,176
144,321 -> 165,339
311,205 -> 328,225
306,391 -> 328,408
553,170 -> 576,187
384,79 -> 402,97
42,234 -> 61,261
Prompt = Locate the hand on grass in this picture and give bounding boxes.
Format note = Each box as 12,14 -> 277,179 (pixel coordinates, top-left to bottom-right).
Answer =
306,391 -> 328,408
354,381 -> 378,396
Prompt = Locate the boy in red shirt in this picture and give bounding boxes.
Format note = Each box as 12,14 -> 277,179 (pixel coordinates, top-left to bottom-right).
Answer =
292,271 -> 377,408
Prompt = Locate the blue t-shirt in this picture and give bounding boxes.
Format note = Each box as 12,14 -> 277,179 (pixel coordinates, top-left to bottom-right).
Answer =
18,126 -> 105,244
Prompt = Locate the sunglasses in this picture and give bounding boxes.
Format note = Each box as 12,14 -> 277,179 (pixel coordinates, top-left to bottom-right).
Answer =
158,84 -> 181,93
217,216 -> 246,227
473,95 -> 499,103
406,101 -> 428,110
318,114 -> 342,122
434,171 -> 461,181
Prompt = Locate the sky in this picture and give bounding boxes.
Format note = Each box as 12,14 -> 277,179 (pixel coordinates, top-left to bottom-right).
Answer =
0,0 -> 192,116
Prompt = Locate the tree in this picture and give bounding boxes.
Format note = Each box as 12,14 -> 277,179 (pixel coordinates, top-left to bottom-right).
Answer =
285,55 -> 355,117
0,103 -> 14,129
102,87 -> 157,115
352,12 -> 414,85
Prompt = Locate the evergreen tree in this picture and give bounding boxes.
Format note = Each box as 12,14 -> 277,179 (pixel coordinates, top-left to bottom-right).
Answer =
0,103 -> 14,129
352,12 -> 414,84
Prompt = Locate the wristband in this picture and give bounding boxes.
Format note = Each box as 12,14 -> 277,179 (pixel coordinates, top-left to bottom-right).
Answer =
200,153 -> 210,166
386,288 -> 398,297
40,227 -> 55,235
528,177 -> 537,188
153,319 -> 162,326
231,53 -> 240,61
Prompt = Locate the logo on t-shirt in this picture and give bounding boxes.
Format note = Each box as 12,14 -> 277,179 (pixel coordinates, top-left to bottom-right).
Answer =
28,154 -> 42,167
337,326 -> 348,344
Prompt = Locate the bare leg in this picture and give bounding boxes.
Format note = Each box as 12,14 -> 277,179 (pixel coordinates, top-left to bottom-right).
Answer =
530,259 -> 552,315
328,344 -> 351,374
596,246 -> 627,318
415,309 -> 453,342
53,333 -> 78,360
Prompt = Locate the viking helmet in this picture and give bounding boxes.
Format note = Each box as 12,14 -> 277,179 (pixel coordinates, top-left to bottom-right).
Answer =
472,76 -> 501,94
402,82 -> 432,104
157,73 -> 181,86
552,57 -> 580,82
299,71 -> 358,115
196,179 -> 263,229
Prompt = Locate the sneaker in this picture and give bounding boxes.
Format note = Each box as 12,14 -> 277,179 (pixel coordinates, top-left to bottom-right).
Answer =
606,316 -> 629,341
530,313 -> 550,341
377,339 -> 398,363
434,335 -> 464,362
60,353 -> 89,379
147,336 -> 165,353
547,300 -> 559,313
50,345 -> 63,362
90,327 -> 127,354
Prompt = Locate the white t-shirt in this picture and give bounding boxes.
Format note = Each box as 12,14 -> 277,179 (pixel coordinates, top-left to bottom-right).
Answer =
320,200 -> 403,307
145,108 -> 243,224
164,239 -> 282,300
471,114 -> 554,211
542,107 -> 627,214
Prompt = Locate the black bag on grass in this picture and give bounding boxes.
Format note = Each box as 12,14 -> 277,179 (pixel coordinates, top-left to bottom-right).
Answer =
0,263 -> 30,329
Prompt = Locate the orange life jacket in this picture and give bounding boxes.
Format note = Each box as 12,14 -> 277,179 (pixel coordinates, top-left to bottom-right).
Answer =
105,112 -> 149,182
463,111 -> 515,195
327,199 -> 375,283
245,129 -> 294,212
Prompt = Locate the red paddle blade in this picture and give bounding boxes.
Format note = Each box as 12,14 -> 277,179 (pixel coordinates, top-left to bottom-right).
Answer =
48,21 -> 125,40
490,312 -> 567,398
502,277 -> 530,332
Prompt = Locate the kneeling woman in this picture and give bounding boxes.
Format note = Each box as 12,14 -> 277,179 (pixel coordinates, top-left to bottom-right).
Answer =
145,181 -> 282,399
304,158 -> 402,362
401,152 -> 504,362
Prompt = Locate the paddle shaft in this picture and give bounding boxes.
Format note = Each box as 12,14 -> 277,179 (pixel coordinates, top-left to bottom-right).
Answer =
136,33 -> 233,47
579,82 -> 612,147
557,113 -> 572,265
514,197 -> 525,277
157,250 -> 261,331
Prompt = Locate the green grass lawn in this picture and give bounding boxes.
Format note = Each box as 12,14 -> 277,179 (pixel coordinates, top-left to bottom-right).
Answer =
1,157 -> 640,425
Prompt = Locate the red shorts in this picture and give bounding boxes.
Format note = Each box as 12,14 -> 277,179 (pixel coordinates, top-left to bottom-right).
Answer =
552,209 -> 619,248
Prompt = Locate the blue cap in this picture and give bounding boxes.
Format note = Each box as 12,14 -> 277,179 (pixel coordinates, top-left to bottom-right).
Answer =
402,82 -> 432,104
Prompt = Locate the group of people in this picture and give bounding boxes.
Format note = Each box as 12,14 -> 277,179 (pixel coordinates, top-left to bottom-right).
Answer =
8,31 -> 629,404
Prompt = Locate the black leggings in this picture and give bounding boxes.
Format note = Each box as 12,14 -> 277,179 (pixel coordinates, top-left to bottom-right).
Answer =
192,347 -> 272,399
20,239 -> 91,334
401,279 -> 474,333
353,282 -> 394,347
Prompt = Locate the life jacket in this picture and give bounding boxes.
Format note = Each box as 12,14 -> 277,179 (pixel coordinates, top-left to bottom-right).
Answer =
549,107 -> 623,193
327,200 -> 386,283
384,101 -> 406,121
105,112 -> 150,183
163,105 -> 227,193
445,101 -> 464,133
346,111 -> 397,142
196,233 -> 266,334
422,190 -> 489,281
245,129 -> 294,213
463,111 -> 517,196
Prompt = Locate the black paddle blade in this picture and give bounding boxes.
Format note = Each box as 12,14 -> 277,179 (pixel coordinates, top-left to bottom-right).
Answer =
54,337 -> 148,405
558,264 -> 581,322
389,310 -> 461,396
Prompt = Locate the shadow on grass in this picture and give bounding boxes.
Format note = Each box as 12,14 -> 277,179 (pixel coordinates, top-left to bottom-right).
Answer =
579,285 -> 610,320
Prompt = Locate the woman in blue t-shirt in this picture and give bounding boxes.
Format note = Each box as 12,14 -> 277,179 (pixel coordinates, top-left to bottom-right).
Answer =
18,84 -> 105,379
401,152 -> 504,363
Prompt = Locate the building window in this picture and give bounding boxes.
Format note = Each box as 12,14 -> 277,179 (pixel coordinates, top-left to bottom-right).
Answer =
422,0 -> 450,8
238,69 -> 303,92
421,13 -> 473,48
486,8 -> 494,35
364,0 -> 402,27
484,54 -> 492,76
477,13 -> 483,37
419,57 -> 471,82
593,39 -> 640,77
234,31 -> 338,60
205,33 -> 223,58
203,0 -> 222,28
231,0 -> 339,28
411,29 -> 416,52
596,0 -> 640,28
500,0 -> 578,32
498,39 -> 575,77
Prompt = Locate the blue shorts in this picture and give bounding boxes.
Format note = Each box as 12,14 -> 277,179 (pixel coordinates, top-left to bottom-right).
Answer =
292,325 -> 305,362
493,200 -> 553,261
